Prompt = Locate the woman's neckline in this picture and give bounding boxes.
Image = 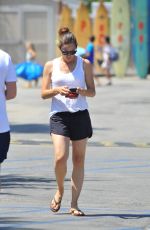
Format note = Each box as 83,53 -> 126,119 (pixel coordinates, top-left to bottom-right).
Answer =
58,56 -> 78,74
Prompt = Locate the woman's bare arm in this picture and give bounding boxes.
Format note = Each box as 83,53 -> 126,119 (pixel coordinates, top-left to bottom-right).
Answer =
5,82 -> 17,100
41,61 -> 70,99
77,58 -> 96,97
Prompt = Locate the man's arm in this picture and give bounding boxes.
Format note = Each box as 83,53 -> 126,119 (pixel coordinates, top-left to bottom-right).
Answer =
5,82 -> 17,100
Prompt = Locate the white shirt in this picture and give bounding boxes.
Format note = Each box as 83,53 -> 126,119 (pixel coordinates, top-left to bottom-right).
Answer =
0,49 -> 17,133
101,44 -> 112,70
50,56 -> 88,117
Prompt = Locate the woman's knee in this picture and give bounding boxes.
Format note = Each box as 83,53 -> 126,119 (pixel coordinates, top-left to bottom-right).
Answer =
55,154 -> 67,167
72,154 -> 85,168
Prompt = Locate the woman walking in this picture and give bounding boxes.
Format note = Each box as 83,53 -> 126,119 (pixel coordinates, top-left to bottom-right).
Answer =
41,27 -> 95,216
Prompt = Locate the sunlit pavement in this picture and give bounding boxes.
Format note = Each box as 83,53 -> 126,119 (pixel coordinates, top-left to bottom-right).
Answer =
0,76 -> 150,230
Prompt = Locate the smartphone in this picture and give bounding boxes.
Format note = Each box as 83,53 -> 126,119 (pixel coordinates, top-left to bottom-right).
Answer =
69,88 -> 77,93
65,88 -> 78,98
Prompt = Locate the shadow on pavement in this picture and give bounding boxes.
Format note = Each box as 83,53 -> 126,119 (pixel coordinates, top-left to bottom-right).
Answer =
10,124 -> 49,134
93,127 -> 112,131
0,217 -> 38,229
85,213 -> 150,219
0,175 -> 70,190
0,227 -> 37,230
51,212 -> 150,220
0,174 -> 52,190
10,124 -> 112,134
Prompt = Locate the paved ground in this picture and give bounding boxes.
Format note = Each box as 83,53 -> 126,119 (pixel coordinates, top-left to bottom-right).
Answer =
1,76 -> 150,230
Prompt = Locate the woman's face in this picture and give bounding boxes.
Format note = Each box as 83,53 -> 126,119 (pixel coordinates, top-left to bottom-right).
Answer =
25,42 -> 31,50
60,43 -> 77,63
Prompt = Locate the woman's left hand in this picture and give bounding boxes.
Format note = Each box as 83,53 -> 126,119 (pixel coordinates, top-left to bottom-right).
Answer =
76,87 -> 85,96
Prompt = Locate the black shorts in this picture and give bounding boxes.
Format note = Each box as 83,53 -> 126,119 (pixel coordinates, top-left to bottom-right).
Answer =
0,131 -> 10,163
50,109 -> 92,141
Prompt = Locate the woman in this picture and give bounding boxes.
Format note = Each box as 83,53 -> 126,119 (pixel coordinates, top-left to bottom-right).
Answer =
41,27 -> 95,216
16,42 -> 43,88
100,36 -> 113,86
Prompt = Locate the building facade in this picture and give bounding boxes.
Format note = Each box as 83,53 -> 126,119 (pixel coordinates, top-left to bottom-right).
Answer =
0,0 -> 59,64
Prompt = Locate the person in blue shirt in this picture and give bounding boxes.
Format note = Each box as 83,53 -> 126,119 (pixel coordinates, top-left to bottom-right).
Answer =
85,36 -> 100,86
86,35 -> 95,64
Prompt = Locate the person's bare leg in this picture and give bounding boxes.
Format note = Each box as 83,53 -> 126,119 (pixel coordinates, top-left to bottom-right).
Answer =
94,76 -> 101,86
51,134 -> 70,210
93,65 -> 101,86
34,79 -> 38,87
24,81 -> 32,88
104,68 -> 112,85
70,138 -> 87,215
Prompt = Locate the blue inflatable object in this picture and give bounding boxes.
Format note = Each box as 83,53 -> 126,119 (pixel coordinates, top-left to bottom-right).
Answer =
76,47 -> 86,57
15,61 -> 43,81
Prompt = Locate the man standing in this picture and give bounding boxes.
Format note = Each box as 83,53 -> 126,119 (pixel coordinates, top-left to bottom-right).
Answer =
0,49 -> 17,171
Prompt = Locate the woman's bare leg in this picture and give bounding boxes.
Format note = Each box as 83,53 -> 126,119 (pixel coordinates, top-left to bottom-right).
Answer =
104,68 -> 112,84
51,134 -> 70,209
71,138 -> 87,212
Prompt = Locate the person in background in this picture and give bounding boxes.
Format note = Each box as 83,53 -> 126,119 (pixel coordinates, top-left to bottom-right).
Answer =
25,42 -> 38,88
0,49 -> 17,181
85,35 -> 101,86
100,36 -> 113,86
16,42 -> 43,88
41,27 -> 95,216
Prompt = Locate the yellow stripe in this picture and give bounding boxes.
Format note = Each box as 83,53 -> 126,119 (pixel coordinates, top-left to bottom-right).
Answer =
10,140 -> 150,148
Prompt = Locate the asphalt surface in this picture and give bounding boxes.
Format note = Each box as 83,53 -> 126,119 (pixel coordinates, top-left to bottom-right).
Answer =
0,76 -> 150,230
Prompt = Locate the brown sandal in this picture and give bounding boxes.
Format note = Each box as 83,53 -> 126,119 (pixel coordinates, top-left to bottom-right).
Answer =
50,197 -> 62,212
69,208 -> 85,216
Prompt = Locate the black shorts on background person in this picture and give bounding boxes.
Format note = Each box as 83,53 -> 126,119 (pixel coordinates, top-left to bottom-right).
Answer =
0,132 -> 10,164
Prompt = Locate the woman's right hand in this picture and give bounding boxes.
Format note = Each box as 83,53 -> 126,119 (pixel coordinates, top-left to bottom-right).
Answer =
42,61 -> 70,99
57,86 -> 70,96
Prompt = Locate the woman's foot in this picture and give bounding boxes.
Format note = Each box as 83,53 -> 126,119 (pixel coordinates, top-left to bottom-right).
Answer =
69,208 -> 85,216
50,192 -> 62,212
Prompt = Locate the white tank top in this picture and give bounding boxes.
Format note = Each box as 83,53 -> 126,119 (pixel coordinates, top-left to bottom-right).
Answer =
49,55 -> 88,117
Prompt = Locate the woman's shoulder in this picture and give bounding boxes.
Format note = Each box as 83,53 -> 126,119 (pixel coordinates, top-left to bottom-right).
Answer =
45,57 -> 59,66
44,57 -> 61,73
80,57 -> 92,72
44,60 -> 53,73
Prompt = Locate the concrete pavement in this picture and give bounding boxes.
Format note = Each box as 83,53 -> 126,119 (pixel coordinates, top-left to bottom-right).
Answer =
0,76 -> 150,230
